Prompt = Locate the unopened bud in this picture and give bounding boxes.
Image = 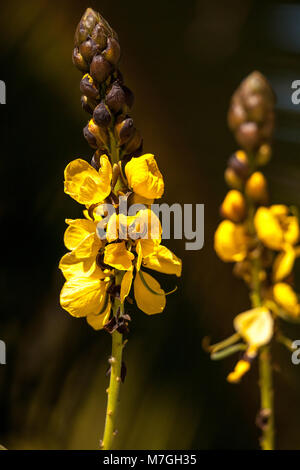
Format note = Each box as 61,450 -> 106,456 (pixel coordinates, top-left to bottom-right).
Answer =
79,38 -> 100,63
235,122 -> 260,150
75,8 -> 100,45
245,171 -> 268,202
256,144 -> 271,166
91,23 -> 108,50
220,190 -> 246,223
228,150 -> 249,179
124,128 -> 142,154
244,94 -> 265,123
105,81 -> 126,113
72,47 -> 89,73
228,102 -> 247,130
83,124 -> 98,149
115,117 -> 135,145
90,54 -> 113,83
224,168 -> 243,190
102,37 -> 121,65
88,119 -> 109,146
81,95 -> 98,114
93,102 -> 112,127
80,74 -> 100,100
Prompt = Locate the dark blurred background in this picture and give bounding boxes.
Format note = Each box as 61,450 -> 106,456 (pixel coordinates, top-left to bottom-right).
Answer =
0,0 -> 300,450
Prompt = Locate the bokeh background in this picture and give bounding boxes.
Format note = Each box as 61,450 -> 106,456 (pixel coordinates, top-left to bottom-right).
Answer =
0,0 -> 300,450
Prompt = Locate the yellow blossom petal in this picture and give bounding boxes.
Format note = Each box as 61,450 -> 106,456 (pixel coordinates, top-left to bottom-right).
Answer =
134,270 -> 166,315
86,298 -> 111,330
104,242 -> 134,270
227,360 -> 251,383
142,245 -> 182,277
59,251 -> 102,280
64,155 -> 112,205
64,219 -> 97,251
60,276 -> 108,317
273,282 -> 300,317
254,207 -> 283,250
214,220 -> 248,262
284,216 -> 299,246
273,245 -> 295,282
120,269 -> 133,303
125,154 -> 164,199
220,190 -> 246,222
233,307 -> 274,348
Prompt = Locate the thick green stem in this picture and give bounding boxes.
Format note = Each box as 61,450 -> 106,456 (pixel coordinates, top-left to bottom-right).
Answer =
251,252 -> 275,450
101,321 -> 123,450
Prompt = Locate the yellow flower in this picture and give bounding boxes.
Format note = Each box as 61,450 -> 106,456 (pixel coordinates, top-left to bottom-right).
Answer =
60,273 -> 111,330
104,241 -> 135,270
125,154 -> 164,199
220,190 -> 246,223
134,270 -> 166,315
233,307 -> 274,349
64,155 -> 112,205
254,205 -> 299,251
214,220 -> 248,262
273,282 -> 300,317
273,244 -> 295,282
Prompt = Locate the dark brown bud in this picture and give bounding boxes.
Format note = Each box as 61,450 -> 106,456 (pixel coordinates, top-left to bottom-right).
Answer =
91,23 -> 108,50
72,47 -> 89,72
79,38 -> 100,63
93,102 -> 112,127
90,54 -> 113,83
115,117 -> 135,145
80,74 -> 100,100
228,150 -> 249,179
81,95 -> 98,114
91,150 -> 101,170
227,102 -> 247,131
74,8 -> 100,45
105,82 -> 126,113
235,122 -> 260,150
88,119 -> 109,146
124,128 -> 142,154
83,124 -> 98,149
102,37 -> 121,65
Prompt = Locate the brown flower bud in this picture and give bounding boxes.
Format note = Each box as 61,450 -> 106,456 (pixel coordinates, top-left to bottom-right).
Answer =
80,74 -> 100,100
83,124 -> 98,149
235,122 -> 260,150
90,54 -> 113,83
105,82 -> 126,113
79,38 -> 100,63
244,94 -> 265,123
228,150 -> 249,179
91,23 -> 108,50
124,128 -> 142,154
227,102 -> 247,130
72,47 -> 89,72
74,8 -> 100,45
115,117 -> 135,145
88,119 -> 109,146
81,95 -> 98,114
93,102 -> 112,127
102,37 -> 121,65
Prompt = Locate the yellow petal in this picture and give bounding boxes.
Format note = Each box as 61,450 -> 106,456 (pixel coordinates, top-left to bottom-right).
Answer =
142,245 -> 182,277
273,245 -> 295,282
234,307 -> 273,348
86,298 -> 111,330
125,154 -> 164,199
120,269 -> 133,303
104,242 -> 134,270
254,207 -> 283,250
64,155 -> 112,205
134,270 -> 166,315
220,190 -> 246,222
64,219 -> 97,251
284,216 -> 299,246
59,251 -> 101,280
60,276 -> 108,317
227,360 -> 251,383
214,220 -> 248,262
273,282 -> 300,316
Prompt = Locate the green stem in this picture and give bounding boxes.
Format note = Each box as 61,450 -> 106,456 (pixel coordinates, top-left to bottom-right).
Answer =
101,305 -> 123,450
251,247 -> 275,450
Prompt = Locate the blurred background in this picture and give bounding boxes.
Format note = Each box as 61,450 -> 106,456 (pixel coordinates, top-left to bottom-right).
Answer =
0,0 -> 300,450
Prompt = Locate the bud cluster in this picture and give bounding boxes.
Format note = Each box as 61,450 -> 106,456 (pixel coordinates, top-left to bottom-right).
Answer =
72,8 -> 142,162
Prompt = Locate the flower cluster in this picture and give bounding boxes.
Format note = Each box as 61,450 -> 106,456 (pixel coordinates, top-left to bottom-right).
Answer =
211,71 -> 300,383
60,9 -> 182,331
